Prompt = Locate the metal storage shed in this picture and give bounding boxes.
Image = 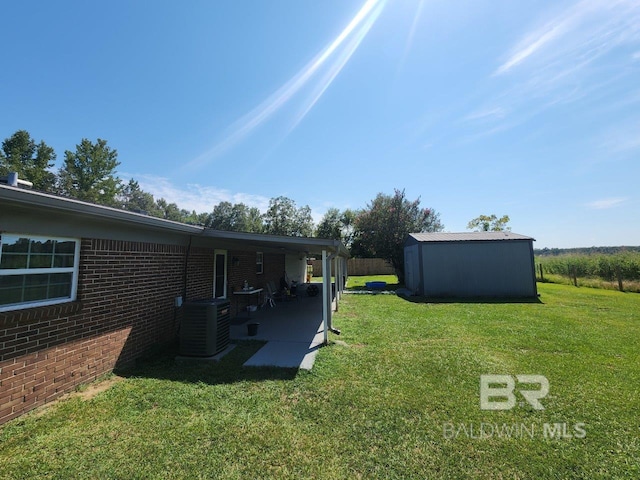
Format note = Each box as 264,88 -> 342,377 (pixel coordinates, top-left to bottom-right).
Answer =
404,232 -> 537,298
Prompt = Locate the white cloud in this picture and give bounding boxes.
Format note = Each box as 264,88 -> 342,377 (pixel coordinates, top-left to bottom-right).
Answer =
464,107 -> 508,122
585,197 -> 627,209
598,120 -> 640,154
125,173 -> 336,225
495,21 -> 568,76
128,173 -> 270,214
495,0 -> 640,77
458,0 -> 640,141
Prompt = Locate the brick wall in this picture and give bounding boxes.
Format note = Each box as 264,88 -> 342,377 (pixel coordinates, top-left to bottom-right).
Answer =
0,237 -> 287,425
227,251 -> 284,311
0,238 -> 214,425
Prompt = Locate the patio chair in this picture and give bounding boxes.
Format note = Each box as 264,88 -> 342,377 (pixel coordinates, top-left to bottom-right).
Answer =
278,275 -> 298,302
264,283 -> 277,308
268,280 -> 293,302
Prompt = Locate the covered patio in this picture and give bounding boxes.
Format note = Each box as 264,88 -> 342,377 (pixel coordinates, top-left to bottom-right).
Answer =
229,283 -> 332,370
198,230 -> 348,370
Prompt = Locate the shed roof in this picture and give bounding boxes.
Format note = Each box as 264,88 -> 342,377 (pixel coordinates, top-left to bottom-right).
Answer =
407,232 -> 535,243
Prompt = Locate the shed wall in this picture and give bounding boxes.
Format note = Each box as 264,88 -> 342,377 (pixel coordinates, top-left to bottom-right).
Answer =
419,240 -> 536,297
404,244 -> 421,292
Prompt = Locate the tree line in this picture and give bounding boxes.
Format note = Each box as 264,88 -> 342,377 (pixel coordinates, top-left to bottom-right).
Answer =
535,246 -> 640,256
0,130 -> 316,234
1,130 -> 446,281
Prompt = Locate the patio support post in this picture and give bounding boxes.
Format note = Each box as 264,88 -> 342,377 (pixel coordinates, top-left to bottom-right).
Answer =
334,255 -> 341,310
322,249 -> 329,345
342,256 -> 348,288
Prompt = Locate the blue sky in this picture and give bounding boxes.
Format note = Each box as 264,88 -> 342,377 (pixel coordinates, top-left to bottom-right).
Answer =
1,0 -> 639,248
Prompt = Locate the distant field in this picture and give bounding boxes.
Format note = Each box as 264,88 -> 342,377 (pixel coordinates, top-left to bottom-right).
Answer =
1,282 -> 638,479
536,252 -> 640,293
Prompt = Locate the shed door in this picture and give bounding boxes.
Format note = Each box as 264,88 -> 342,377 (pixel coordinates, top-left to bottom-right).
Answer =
213,250 -> 227,298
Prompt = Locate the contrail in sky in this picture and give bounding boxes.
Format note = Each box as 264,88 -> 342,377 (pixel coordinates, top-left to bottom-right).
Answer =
189,0 -> 387,168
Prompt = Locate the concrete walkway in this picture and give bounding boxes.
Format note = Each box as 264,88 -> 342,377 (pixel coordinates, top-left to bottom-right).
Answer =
230,285 -> 326,370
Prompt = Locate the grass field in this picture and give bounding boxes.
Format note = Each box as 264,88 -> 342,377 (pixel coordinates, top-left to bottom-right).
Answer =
0,281 -> 638,479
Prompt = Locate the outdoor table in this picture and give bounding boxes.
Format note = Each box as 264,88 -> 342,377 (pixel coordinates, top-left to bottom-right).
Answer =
232,288 -> 263,317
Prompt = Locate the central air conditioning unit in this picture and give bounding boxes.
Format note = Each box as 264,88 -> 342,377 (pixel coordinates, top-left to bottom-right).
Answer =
179,298 -> 231,357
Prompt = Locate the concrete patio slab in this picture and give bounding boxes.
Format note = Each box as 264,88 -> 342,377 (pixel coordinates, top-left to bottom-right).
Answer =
243,340 -> 321,370
230,283 -> 329,370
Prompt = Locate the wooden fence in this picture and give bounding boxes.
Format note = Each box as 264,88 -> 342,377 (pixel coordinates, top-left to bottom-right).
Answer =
310,258 -> 395,277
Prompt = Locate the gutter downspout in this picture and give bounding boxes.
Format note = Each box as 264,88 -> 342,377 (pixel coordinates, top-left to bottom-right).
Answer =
322,250 -> 341,342
331,256 -> 342,334
176,236 -> 192,339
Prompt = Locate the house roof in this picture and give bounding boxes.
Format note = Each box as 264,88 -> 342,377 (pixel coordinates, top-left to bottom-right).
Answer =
0,184 -> 349,257
202,229 -> 349,257
0,184 -> 203,235
407,231 -> 535,243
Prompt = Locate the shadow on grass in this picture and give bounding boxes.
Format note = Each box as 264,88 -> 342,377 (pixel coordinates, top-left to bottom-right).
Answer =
399,294 -> 544,304
115,340 -> 299,386
346,283 -> 401,292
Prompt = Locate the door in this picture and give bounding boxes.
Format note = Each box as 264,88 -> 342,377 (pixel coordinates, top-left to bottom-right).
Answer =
213,250 -> 227,298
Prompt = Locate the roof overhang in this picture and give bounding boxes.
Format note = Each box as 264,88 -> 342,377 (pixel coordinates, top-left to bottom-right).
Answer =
0,184 -> 203,235
0,185 -> 349,257
201,229 -> 349,257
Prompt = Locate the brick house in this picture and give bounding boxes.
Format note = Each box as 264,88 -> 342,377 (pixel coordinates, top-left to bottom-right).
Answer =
0,184 -> 347,425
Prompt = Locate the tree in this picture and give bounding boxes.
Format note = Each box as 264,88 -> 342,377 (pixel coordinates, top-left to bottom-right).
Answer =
316,207 -> 342,240
263,196 -> 314,237
353,189 -> 443,283
244,205 -> 264,233
120,179 -> 161,216
187,211 -> 213,226
58,138 -> 122,206
207,202 -> 264,232
208,201 -> 234,230
340,209 -> 358,249
0,130 -> 57,191
315,207 -> 358,248
155,198 -> 184,222
467,214 -> 511,232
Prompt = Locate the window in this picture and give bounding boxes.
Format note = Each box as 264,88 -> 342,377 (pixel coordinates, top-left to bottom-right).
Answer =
256,252 -> 263,275
0,234 -> 80,312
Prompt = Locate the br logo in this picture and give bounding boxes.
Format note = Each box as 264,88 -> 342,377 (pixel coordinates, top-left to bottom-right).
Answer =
480,375 -> 549,410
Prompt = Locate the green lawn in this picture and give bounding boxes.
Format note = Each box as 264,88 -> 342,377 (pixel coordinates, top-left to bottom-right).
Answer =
1,283 -> 638,479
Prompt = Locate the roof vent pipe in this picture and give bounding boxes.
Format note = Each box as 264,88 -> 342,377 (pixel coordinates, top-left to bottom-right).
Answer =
1,172 -> 34,188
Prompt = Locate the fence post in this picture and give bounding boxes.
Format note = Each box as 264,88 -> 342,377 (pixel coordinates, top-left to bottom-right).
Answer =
538,263 -> 544,282
615,266 -> 624,292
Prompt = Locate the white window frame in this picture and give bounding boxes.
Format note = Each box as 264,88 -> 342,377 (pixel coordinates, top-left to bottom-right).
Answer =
0,233 -> 81,312
256,251 -> 264,275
